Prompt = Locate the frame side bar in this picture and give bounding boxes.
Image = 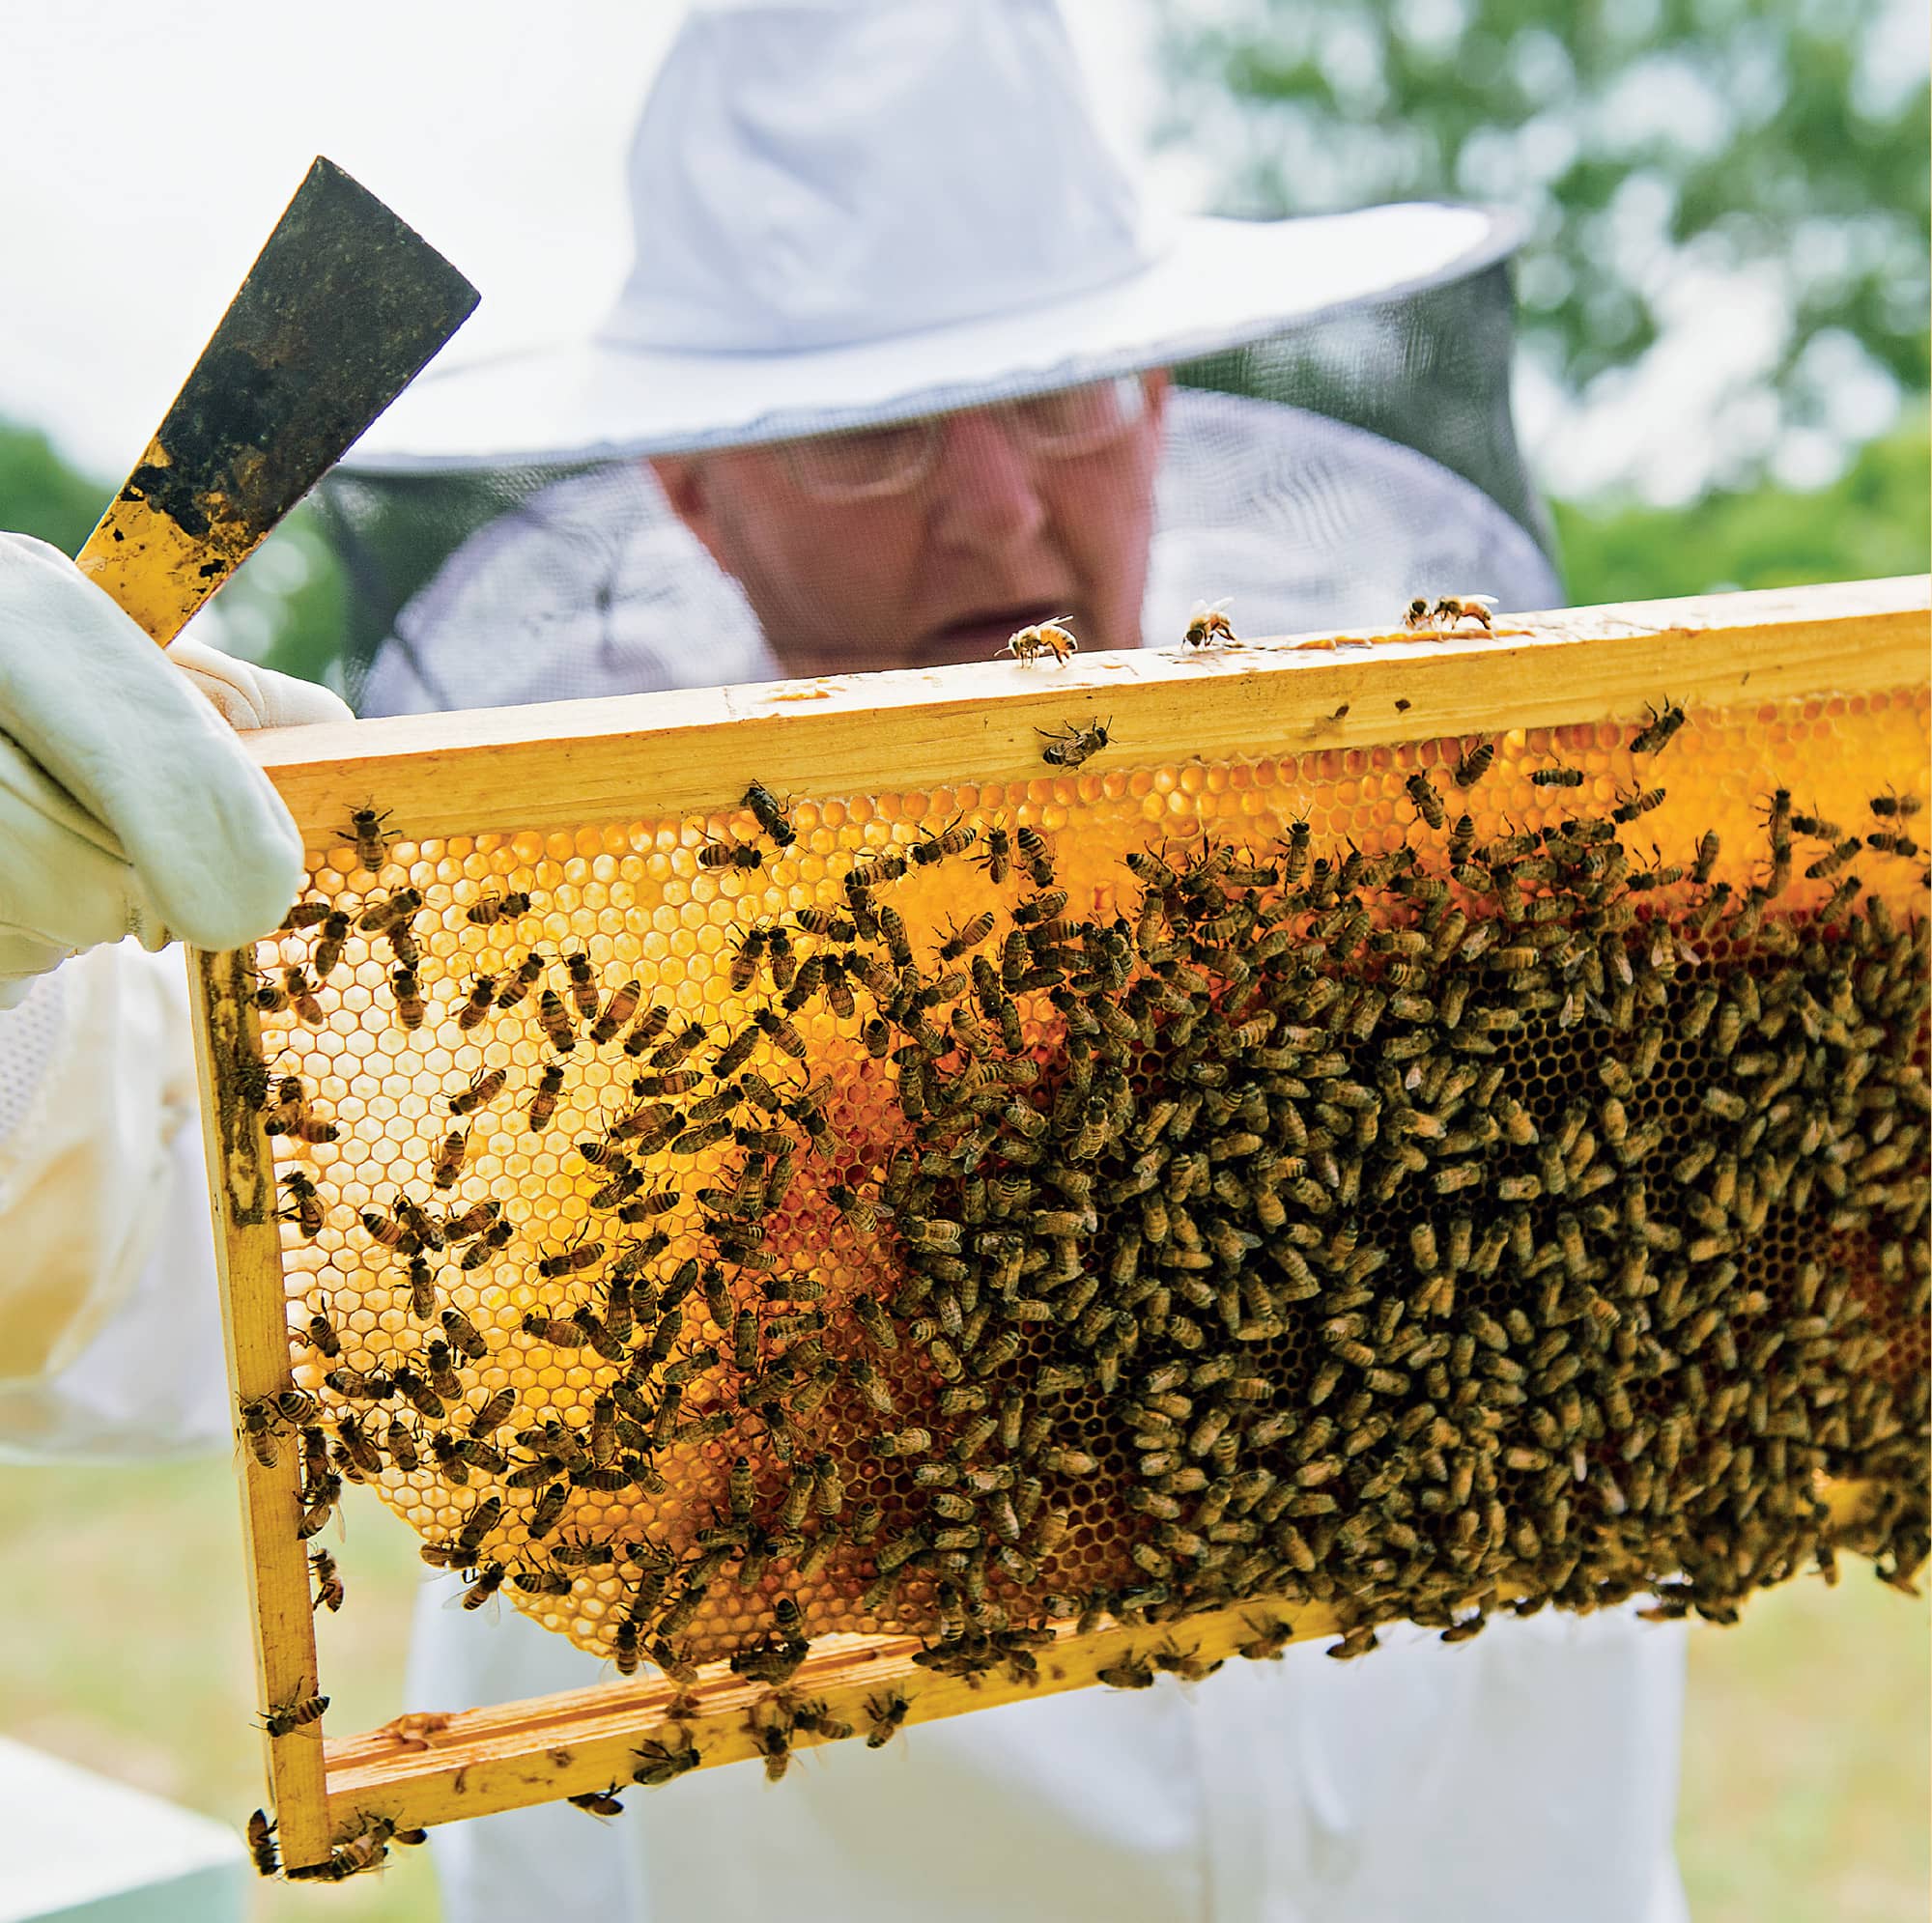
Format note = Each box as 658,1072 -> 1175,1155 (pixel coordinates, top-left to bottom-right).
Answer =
187,947 -> 332,1867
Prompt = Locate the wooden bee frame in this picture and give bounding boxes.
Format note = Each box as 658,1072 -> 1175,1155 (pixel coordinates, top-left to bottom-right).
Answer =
196,576 -> 1928,1871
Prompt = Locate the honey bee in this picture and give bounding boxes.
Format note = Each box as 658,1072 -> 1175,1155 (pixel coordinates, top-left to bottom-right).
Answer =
537,1238 -> 605,1279
237,1390 -> 313,1466
1406,593 -> 1496,632
356,887 -> 422,935
616,1004 -> 672,1059
1096,1650 -> 1157,1690
277,965 -> 322,1026
559,950 -> 599,1023
457,975 -> 497,1032
428,1126 -> 470,1191
245,1809 -> 279,1877
526,1063 -> 565,1133
1182,597 -> 1236,648
257,1687 -> 329,1739
1866,829 -> 1920,859
459,1217 -> 516,1272
309,1548 -> 344,1613
589,979 -> 643,1047
1000,616 -> 1078,666
1037,717 -> 1111,768
277,1172 -> 326,1239
389,967 -> 425,1030
648,1022 -> 707,1070
496,949 -> 547,1010
445,1067 -> 508,1119
534,987 -> 577,1055
302,1309 -> 342,1360
1529,766 -> 1583,788
1628,697 -> 1686,755
1404,771 -> 1445,830
633,1732 -> 702,1786
312,909 -> 352,980
440,1306 -> 489,1361
465,890 -> 532,925
344,805 -> 395,872
1453,742 -> 1495,788
569,1785 -> 628,1819
745,780 -> 797,847
1868,787 -> 1921,818
699,834 -> 766,871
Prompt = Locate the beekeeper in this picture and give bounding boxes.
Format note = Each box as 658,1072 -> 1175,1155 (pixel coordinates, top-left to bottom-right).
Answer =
0,2 -> 1690,1919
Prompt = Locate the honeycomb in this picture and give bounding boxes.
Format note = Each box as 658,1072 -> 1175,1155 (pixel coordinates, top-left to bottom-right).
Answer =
242,688 -> 1930,1690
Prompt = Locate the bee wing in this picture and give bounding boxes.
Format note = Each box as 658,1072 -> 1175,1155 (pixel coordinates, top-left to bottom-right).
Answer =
1457,593 -> 1499,608
1188,596 -> 1234,615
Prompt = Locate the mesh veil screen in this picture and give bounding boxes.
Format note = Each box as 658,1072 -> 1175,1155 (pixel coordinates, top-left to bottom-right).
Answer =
318,261 -> 1558,716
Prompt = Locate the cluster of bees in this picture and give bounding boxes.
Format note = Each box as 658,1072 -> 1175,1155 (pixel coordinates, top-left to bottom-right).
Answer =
234,714 -> 1927,1864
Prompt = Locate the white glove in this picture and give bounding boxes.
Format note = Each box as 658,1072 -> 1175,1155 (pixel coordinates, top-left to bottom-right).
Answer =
0,532 -> 350,1003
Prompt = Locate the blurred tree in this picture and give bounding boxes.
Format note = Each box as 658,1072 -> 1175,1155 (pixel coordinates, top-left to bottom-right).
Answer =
1151,0 -> 1928,491
0,418 -> 106,551
0,415 -> 346,690
1554,405 -> 1928,603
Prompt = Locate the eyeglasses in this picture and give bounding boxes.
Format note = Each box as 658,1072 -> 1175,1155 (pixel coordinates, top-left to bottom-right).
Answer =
778,374 -> 1151,502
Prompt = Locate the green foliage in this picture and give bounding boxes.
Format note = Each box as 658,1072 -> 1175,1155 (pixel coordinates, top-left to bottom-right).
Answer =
1554,406 -> 1929,604
1153,0 -> 1929,476
0,414 -> 347,690
0,418 -> 108,552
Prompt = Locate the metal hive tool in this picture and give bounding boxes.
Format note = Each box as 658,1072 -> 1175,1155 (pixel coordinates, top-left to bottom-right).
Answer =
197,577 -> 1929,1876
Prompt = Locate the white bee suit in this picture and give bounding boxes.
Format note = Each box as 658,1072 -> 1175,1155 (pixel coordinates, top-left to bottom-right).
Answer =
409,1568 -> 1689,1923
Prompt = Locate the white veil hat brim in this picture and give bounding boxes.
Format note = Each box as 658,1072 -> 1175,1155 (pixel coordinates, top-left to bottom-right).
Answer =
340,0 -> 1523,473
347,204 -> 1520,473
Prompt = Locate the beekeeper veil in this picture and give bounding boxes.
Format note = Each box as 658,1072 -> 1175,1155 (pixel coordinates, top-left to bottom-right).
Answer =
324,0 -> 1560,718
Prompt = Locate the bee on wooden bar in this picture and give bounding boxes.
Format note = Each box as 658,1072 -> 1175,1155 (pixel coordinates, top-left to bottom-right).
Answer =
745,781 -> 797,846
1428,593 -> 1496,631
1182,597 -> 1236,647
256,1688 -> 329,1739
245,1810 -> 279,1878
1001,616 -> 1078,666
1037,718 -> 1111,768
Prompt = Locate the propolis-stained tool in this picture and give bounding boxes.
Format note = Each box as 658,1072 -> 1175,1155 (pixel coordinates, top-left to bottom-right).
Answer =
74,156 -> 478,647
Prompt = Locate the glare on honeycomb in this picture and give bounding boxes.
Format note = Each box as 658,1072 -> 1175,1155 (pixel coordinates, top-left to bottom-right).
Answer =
244,686 -> 1931,1675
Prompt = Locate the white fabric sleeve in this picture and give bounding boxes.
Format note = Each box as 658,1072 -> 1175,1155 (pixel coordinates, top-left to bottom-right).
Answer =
0,942 -> 229,1462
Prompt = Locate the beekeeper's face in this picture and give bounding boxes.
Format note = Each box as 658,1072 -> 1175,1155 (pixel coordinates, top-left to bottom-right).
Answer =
651,372 -> 1169,675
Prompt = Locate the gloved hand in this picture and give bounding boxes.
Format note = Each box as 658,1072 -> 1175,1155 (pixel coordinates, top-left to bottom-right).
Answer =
0,532 -> 350,1004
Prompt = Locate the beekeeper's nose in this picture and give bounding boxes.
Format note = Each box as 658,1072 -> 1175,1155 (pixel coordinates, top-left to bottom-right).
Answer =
927,408 -> 1050,549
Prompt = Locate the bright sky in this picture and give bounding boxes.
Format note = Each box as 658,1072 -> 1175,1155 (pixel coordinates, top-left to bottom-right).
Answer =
0,0 -> 1166,477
